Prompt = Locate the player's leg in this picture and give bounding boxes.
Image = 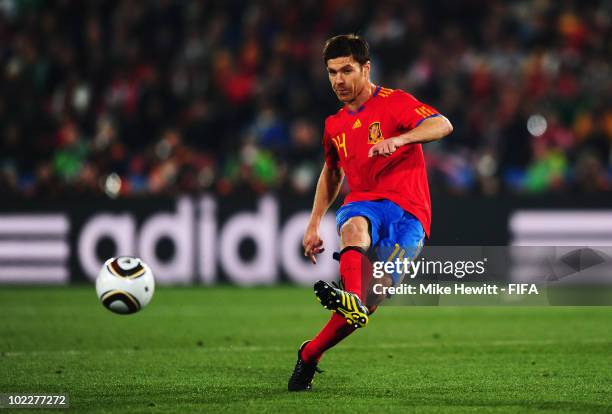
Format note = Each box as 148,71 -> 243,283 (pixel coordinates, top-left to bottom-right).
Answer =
365,203 -> 425,308
300,215 -> 373,359
365,242 -> 403,310
332,203 -> 380,307
365,241 -> 423,308
305,203 -> 382,346
313,213 -> 376,327
289,204 -> 380,391
339,216 -> 371,298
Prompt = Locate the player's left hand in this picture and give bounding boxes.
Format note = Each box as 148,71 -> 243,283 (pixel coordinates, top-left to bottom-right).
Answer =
368,137 -> 403,157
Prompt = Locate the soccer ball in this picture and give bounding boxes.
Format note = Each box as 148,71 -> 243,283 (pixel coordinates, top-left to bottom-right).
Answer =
96,257 -> 155,314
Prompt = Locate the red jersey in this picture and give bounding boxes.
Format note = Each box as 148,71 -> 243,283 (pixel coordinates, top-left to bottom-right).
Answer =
323,86 -> 440,237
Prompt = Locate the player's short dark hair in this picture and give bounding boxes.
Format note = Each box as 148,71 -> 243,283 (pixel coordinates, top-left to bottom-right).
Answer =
323,34 -> 370,66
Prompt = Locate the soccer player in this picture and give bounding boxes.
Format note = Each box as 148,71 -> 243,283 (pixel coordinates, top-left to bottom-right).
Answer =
288,34 -> 453,391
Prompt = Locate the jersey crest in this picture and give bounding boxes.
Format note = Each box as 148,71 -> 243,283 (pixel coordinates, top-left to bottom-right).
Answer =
368,122 -> 384,144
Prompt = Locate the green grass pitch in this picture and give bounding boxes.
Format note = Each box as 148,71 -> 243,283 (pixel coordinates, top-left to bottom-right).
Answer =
1,286 -> 611,413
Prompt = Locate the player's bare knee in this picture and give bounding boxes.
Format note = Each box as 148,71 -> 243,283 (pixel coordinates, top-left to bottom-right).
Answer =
340,218 -> 370,249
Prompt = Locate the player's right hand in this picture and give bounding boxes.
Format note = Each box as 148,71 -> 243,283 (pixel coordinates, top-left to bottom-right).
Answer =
303,226 -> 324,264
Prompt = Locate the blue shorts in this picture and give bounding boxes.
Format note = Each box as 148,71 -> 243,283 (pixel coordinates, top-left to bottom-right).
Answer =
336,199 -> 425,285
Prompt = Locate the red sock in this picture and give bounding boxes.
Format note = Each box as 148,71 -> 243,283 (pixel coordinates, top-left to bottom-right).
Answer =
339,247 -> 370,300
301,313 -> 355,363
302,247 -> 372,363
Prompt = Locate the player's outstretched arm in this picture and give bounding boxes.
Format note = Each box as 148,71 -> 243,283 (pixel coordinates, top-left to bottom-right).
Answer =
368,116 -> 453,157
303,164 -> 344,264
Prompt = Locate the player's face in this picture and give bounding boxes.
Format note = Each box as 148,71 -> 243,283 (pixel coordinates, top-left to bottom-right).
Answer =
326,56 -> 370,104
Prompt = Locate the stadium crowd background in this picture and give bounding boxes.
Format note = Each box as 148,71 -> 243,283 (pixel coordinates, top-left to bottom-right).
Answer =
1,0 -> 610,199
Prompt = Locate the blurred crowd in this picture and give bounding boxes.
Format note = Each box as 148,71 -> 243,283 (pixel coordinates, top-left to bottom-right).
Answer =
0,0 -> 610,199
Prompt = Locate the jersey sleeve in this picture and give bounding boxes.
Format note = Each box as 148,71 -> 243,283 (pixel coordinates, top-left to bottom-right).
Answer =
389,90 -> 441,130
322,122 -> 339,170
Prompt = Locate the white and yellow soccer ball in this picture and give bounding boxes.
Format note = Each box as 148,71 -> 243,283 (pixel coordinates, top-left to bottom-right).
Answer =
96,257 -> 155,314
